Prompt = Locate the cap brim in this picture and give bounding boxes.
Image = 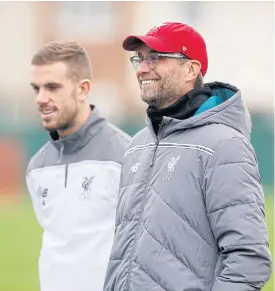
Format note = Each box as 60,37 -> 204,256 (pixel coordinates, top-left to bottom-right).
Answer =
122,35 -> 176,53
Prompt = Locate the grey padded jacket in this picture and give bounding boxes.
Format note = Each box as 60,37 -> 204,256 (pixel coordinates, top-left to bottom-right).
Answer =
104,83 -> 272,291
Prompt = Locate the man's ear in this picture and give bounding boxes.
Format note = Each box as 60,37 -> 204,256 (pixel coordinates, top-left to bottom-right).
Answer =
78,79 -> 91,101
184,60 -> 201,82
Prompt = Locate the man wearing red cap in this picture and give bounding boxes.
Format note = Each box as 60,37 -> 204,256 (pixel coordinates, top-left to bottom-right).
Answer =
103,22 -> 272,291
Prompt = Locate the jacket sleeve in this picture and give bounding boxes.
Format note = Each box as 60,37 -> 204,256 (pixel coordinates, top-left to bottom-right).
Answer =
204,137 -> 272,291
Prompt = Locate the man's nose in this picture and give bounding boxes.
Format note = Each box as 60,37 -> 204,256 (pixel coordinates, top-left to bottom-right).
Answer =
136,59 -> 151,75
36,91 -> 50,105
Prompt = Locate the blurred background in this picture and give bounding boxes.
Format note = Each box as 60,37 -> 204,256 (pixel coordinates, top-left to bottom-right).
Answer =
0,1 -> 273,290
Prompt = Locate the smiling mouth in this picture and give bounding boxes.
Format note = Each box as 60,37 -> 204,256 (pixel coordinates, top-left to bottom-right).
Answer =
141,79 -> 159,85
40,109 -> 56,116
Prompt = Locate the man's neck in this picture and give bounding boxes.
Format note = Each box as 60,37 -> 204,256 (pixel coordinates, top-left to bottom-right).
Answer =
147,86 -> 212,134
154,85 -> 194,110
58,104 -> 92,138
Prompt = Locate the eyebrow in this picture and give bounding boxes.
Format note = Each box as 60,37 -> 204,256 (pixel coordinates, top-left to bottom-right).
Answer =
45,82 -> 62,88
137,49 -> 157,57
30,82 -> 62,88
30,82 -> 38,89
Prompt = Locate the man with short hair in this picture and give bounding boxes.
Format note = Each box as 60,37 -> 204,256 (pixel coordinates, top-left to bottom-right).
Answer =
104,22 -> 272,291
26,40 -> 131,291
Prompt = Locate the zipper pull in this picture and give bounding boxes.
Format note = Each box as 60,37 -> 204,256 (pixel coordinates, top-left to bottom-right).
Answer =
57,144 -> 64,164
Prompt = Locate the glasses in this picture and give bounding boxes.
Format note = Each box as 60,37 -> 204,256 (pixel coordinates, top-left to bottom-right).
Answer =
130,52 -> 189,70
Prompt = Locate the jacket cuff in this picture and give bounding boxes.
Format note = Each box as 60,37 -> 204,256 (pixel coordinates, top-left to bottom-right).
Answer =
211,280 -> 260,291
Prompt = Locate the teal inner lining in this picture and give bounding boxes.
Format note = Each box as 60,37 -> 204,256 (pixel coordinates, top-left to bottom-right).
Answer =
194,88 -> 235,116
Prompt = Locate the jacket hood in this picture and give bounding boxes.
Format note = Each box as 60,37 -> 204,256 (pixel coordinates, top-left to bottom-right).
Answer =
161,82 -> 252,139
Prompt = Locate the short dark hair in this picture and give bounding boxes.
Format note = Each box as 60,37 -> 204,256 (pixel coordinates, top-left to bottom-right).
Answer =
31,40 -> 92,81
194,72 -> 203,88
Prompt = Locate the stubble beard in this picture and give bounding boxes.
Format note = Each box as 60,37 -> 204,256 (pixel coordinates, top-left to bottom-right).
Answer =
44,90 -> 78,133
141,79 -> 181,109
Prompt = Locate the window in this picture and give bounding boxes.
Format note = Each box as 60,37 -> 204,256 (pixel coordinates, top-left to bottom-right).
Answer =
57,2 -> 117,43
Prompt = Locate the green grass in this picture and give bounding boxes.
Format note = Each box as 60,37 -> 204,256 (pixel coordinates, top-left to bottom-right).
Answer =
0,195 -> 273,291
0,197 -> 42,291
264,195 -> 274,291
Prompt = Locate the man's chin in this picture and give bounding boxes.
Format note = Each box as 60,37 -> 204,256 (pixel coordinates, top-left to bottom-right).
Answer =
41,120 -> 58,132
141,96 -> 159,108
43,125 -> 57,132
43,122 -> 72,135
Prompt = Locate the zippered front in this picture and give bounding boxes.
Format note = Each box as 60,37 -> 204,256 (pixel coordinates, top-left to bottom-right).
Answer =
64,164 -> 68,188
57,143 -> 68,188
57,144 -> 64,164
125,124 -> 164,291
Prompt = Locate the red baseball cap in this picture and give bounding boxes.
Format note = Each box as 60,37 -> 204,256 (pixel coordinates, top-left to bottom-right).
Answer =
122,22 -> 208,76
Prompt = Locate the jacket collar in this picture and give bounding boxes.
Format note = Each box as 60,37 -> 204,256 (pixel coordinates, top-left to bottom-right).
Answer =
146,86 -> 212,136
146,82 -> 249,140
49,105 -> 106,153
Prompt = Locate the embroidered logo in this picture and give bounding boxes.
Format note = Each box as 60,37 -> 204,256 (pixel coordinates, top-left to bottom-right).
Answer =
182,46 -> 187,51
41,188 -> 48,206
163,156 -> 181,180
80,176 -> 95,201
148,23 -> 169,34
128,162 -> 140,173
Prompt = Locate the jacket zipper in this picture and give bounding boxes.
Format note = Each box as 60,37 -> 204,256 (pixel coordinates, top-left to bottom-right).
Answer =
126,124 -> 164,290
57,144 -> 64,164
64,164 -> 68,188
57,144 -> 68,188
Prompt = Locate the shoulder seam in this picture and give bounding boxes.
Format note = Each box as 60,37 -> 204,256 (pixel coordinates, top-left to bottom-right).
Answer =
204,136 -> 248,173
106,122 -> 132,142
27,159 -> 122,176
26,142 -> 51,175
